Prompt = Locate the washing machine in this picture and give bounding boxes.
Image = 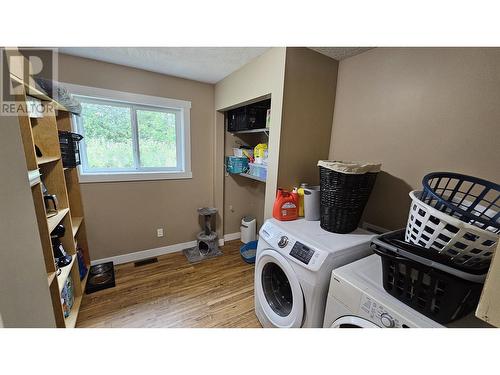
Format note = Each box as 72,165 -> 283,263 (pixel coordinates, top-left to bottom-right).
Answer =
323,254 -> 491,328
254,218 -> 376,328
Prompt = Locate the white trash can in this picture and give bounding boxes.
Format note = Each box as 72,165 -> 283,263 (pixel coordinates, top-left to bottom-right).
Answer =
304,186 -> 320,221
241,216 -> 256,243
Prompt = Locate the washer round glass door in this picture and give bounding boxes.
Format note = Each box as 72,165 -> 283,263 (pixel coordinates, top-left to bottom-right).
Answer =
255,250 -> 304,328
332,316 -> 380,328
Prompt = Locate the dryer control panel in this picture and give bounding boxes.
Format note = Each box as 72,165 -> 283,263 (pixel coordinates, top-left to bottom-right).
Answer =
260,221 -> 328,271
290,242 -> 315,265
357,294 -> 441,328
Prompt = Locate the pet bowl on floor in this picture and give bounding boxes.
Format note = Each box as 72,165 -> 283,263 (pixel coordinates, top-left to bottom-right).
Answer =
85,262 -> 116,294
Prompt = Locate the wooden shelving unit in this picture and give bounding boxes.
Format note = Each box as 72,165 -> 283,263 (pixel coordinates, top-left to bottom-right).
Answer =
7,49 -> 91,328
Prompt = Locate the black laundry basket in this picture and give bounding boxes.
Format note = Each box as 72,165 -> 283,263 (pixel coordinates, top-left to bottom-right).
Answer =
319,164 -> 379,233
371,230 -> 487,324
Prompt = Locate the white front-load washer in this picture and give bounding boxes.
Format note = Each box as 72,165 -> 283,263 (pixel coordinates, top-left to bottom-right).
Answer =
323,254 -> 491,328
254,218 -> 376,328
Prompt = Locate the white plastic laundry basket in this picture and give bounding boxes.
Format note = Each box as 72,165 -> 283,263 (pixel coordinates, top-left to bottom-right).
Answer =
405,190 -> 499,269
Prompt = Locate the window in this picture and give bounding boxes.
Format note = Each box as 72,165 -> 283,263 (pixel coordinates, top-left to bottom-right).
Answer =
66,83 -> 191,182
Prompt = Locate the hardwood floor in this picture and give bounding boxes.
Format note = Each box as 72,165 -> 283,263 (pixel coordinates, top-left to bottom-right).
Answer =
76,241 -> 262,328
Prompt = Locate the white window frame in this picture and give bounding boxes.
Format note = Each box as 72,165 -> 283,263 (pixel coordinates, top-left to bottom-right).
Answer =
63,83 -> 192,183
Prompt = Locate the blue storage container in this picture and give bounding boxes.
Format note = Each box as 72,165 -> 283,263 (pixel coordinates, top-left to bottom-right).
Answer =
226,156 -> 249,174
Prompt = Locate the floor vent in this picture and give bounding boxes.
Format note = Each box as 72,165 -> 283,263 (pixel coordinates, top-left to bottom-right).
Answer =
134,257 -> 158,267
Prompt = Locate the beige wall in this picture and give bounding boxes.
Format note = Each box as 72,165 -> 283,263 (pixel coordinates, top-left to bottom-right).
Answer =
215,48 -> 287,232
58,54 -> 215,261
329,48 -> 500,230
278,48 -> 338,189
0,115 -> 56,327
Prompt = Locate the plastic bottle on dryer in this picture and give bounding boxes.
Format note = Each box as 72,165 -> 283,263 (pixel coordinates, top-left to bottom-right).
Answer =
297,183 -> 308,217
273,188 -> 299,221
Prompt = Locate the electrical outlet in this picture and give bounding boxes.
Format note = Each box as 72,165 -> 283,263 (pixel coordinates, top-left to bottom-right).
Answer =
157,228 -> 164,237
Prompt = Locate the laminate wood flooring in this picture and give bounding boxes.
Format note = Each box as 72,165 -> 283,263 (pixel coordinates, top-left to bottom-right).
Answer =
76,241 -> 262,328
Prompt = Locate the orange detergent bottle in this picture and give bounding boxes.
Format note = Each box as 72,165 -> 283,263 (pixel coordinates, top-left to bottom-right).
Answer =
273,188 -> 299,221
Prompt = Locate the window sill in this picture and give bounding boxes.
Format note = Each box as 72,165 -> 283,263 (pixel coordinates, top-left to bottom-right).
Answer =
78,171 -> 193,183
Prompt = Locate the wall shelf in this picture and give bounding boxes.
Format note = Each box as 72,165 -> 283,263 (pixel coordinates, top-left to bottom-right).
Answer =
47,208 -> 70,232
239,173 -> 266,183
37,155 -> 60,166
230,128 -> 269,135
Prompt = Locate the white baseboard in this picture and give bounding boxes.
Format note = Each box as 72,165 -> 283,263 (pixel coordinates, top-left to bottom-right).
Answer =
90,233 -> 255,266
90,239 -> 197,266
223,232 -> 259,243
224,232 -> 241,242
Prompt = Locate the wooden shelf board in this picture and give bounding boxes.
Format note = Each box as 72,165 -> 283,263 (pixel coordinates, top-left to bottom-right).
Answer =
47,208 -> 70,233
10,72 -> 69,112
65,295 -> 82,328
71,217 -> 83,237
48,272 -> 56,285
239,173 -> 266,183
37,155 -> 60,166
56,255 -> 76,293
230,128 -> 269,135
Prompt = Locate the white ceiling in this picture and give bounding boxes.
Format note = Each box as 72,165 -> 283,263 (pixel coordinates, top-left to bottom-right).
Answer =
58,47 -> 270,84
310,47 -> 373,60
57,47 -> 372,84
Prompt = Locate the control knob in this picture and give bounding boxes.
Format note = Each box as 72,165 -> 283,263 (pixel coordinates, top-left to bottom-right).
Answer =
380,313 -> 395,328
278,236 -> 288,248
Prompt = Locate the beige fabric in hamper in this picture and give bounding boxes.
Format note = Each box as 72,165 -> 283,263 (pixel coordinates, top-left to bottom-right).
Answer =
317,160 -> 382,174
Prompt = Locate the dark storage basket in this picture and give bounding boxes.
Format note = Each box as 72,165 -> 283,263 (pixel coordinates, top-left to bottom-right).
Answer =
421,172 -> 500,233
226,99 -> 270,132
371,230 -> 486,324
319,167 -> 378,233
58,131 -> 83,168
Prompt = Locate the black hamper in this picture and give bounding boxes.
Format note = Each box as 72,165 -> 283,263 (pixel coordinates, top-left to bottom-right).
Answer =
318,161 -> 381,233
371,230 -> 487,324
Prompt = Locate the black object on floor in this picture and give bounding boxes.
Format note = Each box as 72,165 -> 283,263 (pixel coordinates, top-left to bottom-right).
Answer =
85,262 -> 116,294
134,257 -> 158,267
